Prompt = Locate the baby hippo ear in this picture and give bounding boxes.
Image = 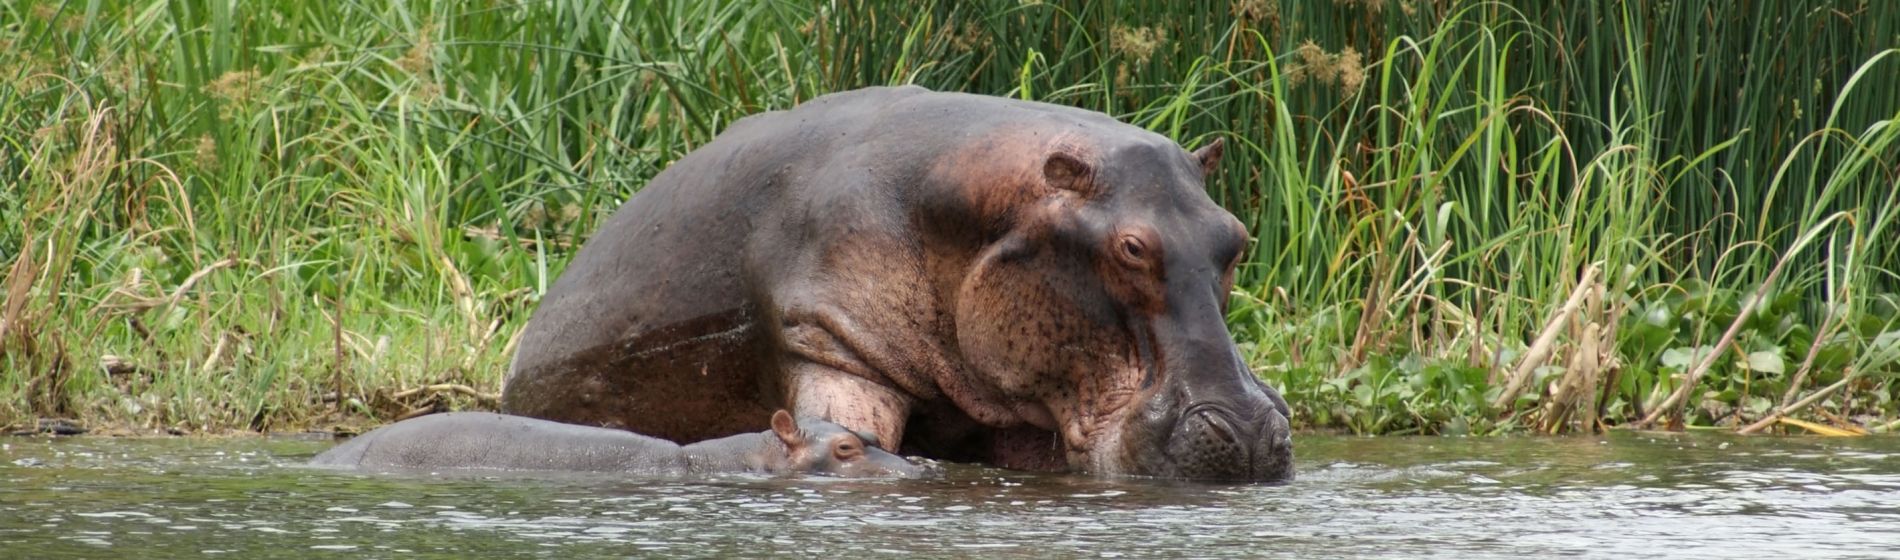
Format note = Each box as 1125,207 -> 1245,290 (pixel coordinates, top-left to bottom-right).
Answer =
770,409 -> 804,448
1192,137 -> 1225,177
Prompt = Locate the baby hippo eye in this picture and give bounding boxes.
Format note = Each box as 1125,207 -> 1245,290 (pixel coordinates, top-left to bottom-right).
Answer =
833,439 -> 863,460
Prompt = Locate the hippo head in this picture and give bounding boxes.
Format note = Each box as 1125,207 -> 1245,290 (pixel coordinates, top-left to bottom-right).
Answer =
933,124 -> 1293,482
770,410 -> 932,478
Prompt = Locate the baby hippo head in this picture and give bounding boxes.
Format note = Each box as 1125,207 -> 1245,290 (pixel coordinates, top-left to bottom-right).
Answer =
770,410 -> 932,478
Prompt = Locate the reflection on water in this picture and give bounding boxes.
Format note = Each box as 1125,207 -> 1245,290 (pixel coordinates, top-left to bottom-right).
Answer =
4,432 -> 1898,558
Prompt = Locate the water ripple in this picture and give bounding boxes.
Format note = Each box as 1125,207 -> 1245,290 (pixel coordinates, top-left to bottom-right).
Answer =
3,433 -> 1898,557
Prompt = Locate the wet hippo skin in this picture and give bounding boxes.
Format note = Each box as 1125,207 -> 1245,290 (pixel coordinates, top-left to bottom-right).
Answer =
310,410 -> 927,478
503,86 -> 1292,481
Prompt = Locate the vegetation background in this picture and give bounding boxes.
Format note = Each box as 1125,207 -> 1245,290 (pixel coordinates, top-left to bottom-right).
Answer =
3,0 -> 1896,436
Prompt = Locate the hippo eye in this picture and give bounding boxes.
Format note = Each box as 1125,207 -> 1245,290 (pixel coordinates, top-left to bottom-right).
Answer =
1118,235 -> 1149,267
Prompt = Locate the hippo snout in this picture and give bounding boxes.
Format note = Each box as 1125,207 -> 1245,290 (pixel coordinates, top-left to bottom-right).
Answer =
1165,403 -> 1294,482
850,452 -> 940,479
892,456 -> 945,478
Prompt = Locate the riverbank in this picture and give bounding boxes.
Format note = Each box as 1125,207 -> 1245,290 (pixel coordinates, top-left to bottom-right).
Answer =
4,1 -> 1897,436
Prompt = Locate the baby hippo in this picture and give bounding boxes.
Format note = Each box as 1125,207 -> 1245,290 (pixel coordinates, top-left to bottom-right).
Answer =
310,410 -> 929,478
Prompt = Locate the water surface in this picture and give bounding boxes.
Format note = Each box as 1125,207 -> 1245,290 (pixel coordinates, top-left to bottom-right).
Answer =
3,432 -> 1897,558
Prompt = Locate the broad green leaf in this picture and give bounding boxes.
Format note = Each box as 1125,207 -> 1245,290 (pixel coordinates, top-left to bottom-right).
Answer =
1661,346 -> 1715,370
1745,397 -> 1774,414
1744,351 -> 1785,375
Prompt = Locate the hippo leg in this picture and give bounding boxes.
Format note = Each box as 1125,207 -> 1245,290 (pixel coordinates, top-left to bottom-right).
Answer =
787,363 -> 913,453
988,425 -> 1066,472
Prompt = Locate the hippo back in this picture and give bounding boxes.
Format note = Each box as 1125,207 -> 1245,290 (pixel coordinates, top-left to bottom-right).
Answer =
310,412 -> 690,472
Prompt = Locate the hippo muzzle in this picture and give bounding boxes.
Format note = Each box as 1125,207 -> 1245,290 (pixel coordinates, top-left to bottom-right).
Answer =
1117,348 -> 1295,482
1165,401 -> 1294,481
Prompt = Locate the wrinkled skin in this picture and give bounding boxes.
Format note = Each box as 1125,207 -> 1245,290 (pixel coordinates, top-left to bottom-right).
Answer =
309,410 -> 927,479
503,86 -> 1292,482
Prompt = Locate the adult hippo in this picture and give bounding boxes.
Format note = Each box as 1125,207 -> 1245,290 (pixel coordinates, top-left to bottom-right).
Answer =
310,410 -> 927,478
503,86 -> 1292,481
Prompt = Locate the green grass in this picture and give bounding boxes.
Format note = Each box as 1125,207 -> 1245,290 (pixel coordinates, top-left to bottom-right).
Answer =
3,0 -> 1897,436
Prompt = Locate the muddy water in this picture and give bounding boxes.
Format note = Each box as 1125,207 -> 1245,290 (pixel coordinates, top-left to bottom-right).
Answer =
3,432 -> 1897,558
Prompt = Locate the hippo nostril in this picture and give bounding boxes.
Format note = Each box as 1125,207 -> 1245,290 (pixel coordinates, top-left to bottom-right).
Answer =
1179,403 -> 1243,437
1197,410 -> 1237,445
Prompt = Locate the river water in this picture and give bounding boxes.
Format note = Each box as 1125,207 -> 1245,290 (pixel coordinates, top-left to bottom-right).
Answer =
2,431 -> 1896,558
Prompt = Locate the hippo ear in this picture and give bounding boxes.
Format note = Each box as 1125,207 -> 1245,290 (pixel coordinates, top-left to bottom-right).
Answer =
1043,151 -> 1093,194
770,409 -> 804,448
1192,137 -> 1225,177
